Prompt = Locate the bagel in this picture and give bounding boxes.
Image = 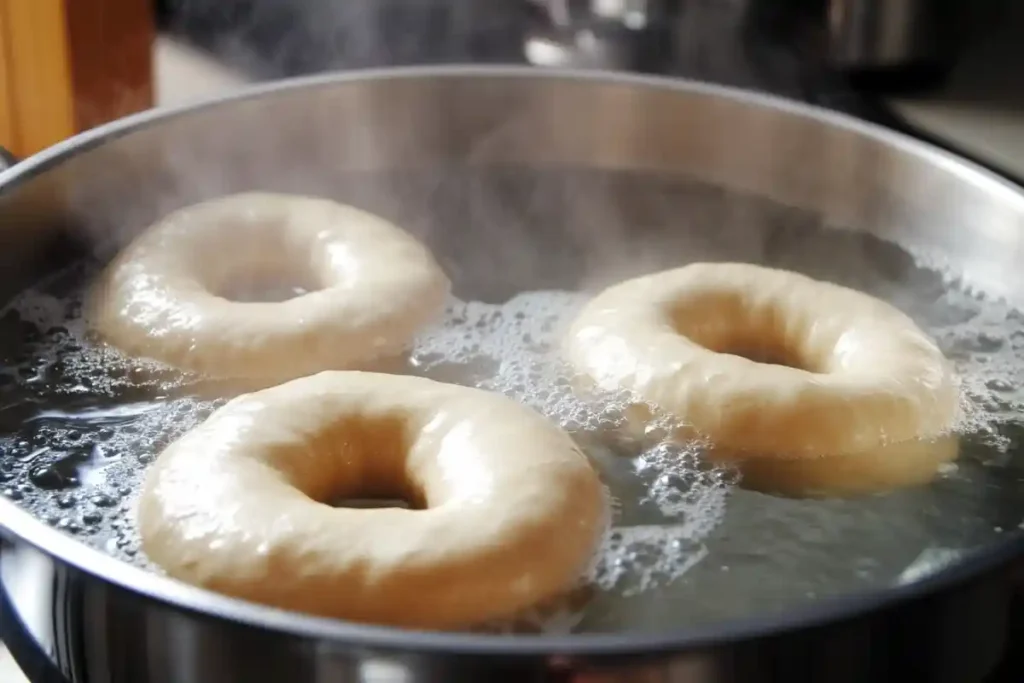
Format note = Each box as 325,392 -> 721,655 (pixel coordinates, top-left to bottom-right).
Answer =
563,262 -> 961,497
137,371 -> 607,629
90,193 -> 450,383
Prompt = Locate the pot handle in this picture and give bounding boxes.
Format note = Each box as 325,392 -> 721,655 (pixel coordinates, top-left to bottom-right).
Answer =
0,145 -> 20,172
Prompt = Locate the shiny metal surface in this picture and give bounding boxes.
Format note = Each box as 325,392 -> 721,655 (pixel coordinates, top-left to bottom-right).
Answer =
826,0 -> 953,69
0,539 -> 1016,683
0,66 -> 1023,682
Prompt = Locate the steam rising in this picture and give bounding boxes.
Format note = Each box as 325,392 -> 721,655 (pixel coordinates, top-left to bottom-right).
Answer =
160,0 -> 528,78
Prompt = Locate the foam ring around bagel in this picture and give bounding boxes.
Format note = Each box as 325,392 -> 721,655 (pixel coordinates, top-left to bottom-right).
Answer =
563,262 -> 962,498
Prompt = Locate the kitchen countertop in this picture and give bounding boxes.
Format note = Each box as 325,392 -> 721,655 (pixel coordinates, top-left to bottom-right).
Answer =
885,0 -> 1024,181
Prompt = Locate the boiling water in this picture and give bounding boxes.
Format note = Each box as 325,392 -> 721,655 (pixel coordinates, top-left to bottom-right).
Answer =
2,176 -> 1024,635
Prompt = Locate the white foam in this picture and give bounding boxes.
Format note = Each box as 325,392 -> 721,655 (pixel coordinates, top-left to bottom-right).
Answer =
1,277 -> 733,606
2,257 -> 1024,629
411,291 -> 732,597
919,285 -> 1024,455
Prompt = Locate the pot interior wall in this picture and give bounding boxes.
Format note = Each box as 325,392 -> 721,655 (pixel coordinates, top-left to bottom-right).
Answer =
0,71 -> 1022,302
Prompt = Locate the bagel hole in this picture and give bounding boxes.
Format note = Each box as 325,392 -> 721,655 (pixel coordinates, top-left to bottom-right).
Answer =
678,327 -> 811,370
669,301 -> 818,371
316,416 -> 428,511
333,497 -> 415,510
211,264 -> 321,303
328,485 -> 426,511
716,344 -> 808,370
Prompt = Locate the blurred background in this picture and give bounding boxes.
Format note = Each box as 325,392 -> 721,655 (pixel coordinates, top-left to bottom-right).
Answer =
0,0 -> 1020,175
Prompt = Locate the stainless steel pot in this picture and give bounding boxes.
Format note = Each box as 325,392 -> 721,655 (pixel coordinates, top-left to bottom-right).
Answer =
0,66 -> 1023,683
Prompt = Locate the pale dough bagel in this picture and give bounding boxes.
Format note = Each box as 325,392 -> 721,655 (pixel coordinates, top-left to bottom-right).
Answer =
564,262 -> 962,496
137,371 -> 607,629
732,434 -> 960,498
90,193 -> 450,382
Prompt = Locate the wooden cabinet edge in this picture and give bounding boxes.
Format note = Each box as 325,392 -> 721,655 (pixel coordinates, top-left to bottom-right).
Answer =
0,0 -> 154,159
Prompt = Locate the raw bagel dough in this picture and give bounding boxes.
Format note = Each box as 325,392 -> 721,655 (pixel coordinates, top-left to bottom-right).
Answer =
734,435 -> 960,498
564,262 -> 961,497
90,193 -> 450,382
137,371 -> 607,629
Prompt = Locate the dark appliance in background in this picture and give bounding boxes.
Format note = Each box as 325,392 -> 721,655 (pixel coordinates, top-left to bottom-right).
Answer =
136,3 -> 1019,682
153,0 -> 1004,97
152,0 -> 1019,175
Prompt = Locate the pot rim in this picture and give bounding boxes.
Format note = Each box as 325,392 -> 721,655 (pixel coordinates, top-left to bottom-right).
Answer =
0,64 -> 1022,657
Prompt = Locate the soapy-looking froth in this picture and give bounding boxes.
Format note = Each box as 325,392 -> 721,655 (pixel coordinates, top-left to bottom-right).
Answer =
410,291 -> 735,595
0,272 -> 735,619
0,249 -> 1022,633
